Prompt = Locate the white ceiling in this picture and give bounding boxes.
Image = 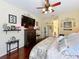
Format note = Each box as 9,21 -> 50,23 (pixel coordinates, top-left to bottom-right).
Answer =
3,0 -> 79,19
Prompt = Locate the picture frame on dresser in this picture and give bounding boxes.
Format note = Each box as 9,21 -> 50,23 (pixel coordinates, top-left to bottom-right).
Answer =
9,14 -> 17,24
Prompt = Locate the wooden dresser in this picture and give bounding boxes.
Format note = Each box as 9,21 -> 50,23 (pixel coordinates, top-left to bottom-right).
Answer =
24,27 -> 36,47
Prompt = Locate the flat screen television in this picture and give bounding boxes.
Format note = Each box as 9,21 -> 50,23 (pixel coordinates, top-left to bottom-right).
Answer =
21,15 -> 35,28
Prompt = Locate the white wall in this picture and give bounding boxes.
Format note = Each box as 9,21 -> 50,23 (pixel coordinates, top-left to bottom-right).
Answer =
0,0 -> 39,57
0,0 -> 53,57
58,10 -> 79,35
34,17 -> 52,39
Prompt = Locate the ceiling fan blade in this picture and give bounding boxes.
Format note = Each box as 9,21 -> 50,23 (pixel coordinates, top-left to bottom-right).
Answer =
36,7 -> 44,9
52,2 -> 61,7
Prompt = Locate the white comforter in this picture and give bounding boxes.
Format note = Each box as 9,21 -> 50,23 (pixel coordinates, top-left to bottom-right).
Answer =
29,37 -> 55,59
29,33 -> 79,59
47,33 -> 79,59
47,42 -> 79,59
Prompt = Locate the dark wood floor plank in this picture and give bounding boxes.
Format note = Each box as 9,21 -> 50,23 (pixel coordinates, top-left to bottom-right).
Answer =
0,47 -> 32,59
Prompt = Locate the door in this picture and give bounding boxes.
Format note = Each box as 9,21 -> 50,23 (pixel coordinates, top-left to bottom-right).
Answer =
52,19 -> 59,37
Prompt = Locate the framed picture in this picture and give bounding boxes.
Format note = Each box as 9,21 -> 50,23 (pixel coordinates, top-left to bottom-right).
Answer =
64,22 -> 72,28
9,14 -> 17,24
62,17 -> 75,30
63,21 -> 72,30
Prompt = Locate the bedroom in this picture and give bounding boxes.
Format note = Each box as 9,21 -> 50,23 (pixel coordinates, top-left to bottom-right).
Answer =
0,0 -> 79,59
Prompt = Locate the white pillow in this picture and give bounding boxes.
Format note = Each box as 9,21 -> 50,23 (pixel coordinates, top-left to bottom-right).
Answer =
57,36 -> 68,53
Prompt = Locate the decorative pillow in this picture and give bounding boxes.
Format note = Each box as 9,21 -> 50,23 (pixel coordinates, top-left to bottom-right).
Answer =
57,36 -> 68,52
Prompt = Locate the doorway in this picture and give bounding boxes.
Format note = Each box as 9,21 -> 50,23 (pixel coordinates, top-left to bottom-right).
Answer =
52,19 -> 59,37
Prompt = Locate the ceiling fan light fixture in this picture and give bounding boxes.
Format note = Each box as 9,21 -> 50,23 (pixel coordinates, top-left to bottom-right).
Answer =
44,11 -> 48,14
48,6 -> 53,13
42,8 -> 54,14
49,9 -> 52,13
42,8 -> 46,12
49,9 -> 54,13
42,11 -> 48,14
42,8 -> 48,14
37,0 -> 61,14
48,6 -> 53,11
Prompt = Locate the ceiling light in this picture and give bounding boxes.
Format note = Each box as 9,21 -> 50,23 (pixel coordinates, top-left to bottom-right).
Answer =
42,8 -> 46,12
49,9 -> 52,13
42,7 -> 54,14
42,11 -> 48,14
48,6 -> 53,11
44,11 -> 48,14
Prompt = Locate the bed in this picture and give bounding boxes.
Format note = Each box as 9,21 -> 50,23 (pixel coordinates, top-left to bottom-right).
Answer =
29,33 -> 79,59
29,37 -> 56,59
47,33 -> 79,59
47,41 -> 79,59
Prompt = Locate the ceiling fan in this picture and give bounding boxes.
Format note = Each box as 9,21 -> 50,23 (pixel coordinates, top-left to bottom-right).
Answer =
37,0 -> 61,13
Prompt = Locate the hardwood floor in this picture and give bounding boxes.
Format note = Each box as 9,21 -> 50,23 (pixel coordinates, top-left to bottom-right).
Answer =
0,47 -> 32,59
